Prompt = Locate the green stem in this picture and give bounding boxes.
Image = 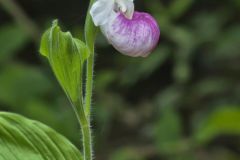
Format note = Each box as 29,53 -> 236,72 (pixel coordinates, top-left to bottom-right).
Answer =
72,100 -> 92,160
84,0 -> 97,117
72,0 -> 98,159
0,0 -> 40,42
81,123 -> 92,160
73,0 -> 97,160
85,53 -> 94,117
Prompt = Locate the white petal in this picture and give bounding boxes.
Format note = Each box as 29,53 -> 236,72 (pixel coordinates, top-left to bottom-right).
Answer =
90,0 -> 115,26
115,0 -> 134,19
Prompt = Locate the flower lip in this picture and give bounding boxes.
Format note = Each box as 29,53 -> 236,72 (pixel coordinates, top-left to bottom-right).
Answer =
101,11 -> 160,57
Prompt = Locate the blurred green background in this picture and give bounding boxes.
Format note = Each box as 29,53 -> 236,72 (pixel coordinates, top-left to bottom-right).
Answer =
0,0 -> 240,159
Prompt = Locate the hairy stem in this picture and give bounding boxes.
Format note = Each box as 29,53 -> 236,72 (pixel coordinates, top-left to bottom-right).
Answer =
72,100 -> 92,160
85,53 -> 94,117
0,0 -> 40,41
84,0 -> 97,118
74,0 -> 98,160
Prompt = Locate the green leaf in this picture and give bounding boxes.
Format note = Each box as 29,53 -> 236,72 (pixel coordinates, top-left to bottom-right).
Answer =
40,20 -> 89,102
0,112 -> 83,160
194,106 -> 240,145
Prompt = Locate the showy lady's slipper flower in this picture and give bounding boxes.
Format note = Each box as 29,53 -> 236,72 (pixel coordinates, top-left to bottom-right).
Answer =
90,0 -> 160,57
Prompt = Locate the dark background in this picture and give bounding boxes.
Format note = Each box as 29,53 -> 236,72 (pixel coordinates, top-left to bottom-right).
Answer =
0,0 -> 240,159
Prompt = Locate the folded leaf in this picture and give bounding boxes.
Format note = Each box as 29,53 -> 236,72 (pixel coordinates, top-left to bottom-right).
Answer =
40,20 -> 89,102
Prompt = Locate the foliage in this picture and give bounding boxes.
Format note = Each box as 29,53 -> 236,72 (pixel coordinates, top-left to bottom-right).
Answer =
0,112 -> 82,160
0,0 -> 240,160
40,20 -> 89,102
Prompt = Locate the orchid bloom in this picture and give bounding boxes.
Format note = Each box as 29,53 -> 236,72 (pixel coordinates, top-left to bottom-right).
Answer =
90,0 -> 160,57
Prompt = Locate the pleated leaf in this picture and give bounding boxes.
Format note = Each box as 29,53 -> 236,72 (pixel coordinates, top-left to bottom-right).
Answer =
0,112 -> 83,160
40,20 -> 89,102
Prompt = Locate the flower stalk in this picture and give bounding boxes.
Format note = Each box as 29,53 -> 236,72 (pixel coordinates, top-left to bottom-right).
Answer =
84,0 -> 98,118
78,0 -> 98,160
72,99 -> 92,160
